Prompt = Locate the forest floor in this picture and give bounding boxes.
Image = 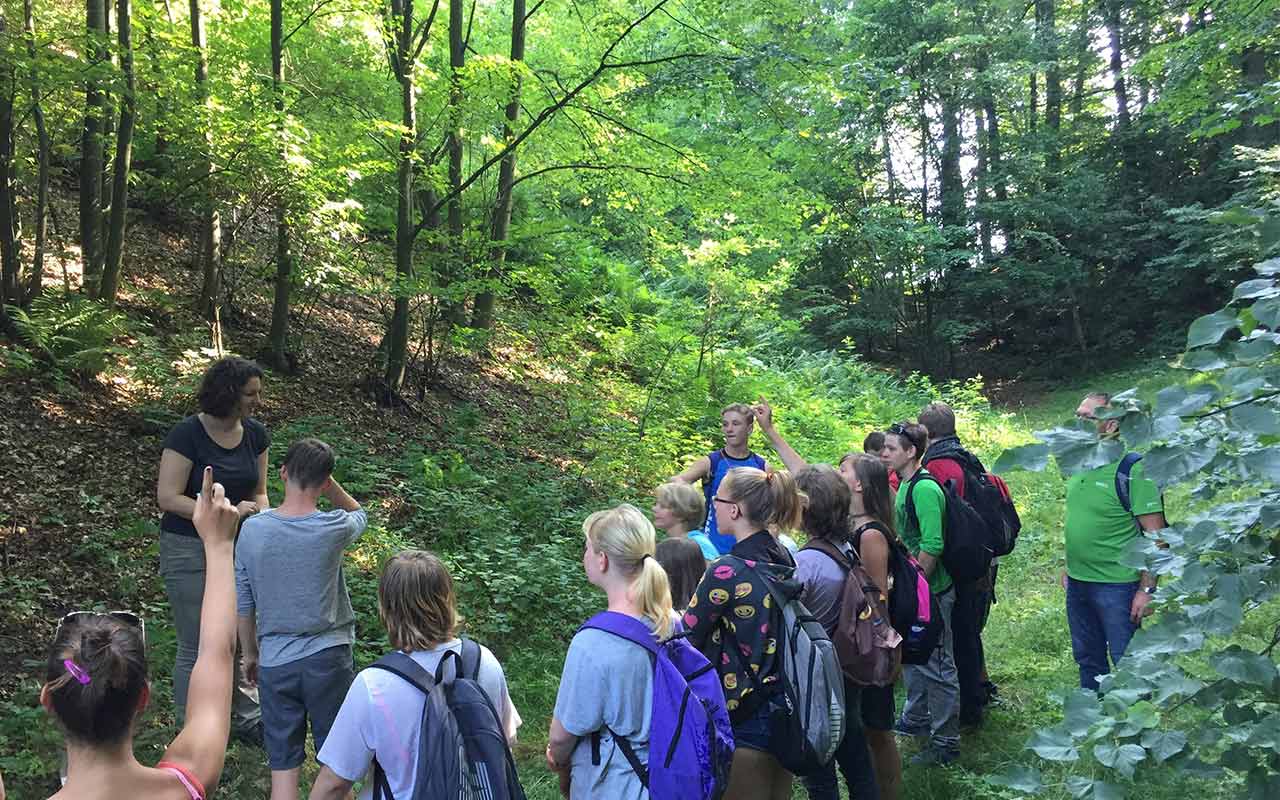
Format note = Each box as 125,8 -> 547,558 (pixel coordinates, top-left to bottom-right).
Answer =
0,210 -> 1222,799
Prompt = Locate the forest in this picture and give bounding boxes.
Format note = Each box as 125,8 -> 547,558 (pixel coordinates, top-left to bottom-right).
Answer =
0,0 -> 1278,797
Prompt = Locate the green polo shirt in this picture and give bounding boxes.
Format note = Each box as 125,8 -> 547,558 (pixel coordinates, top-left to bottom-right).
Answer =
1065,459 -> 1163,584
896,468 -> 953,595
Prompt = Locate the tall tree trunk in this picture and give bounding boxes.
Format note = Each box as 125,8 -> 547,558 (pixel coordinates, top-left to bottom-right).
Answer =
1104,0 -> 1129,130
0,11 -> 17,306
191,0 -> 221,319
1037,0 -> 1061,170
939,91 -> 963,231
80,0 -> 107,297
383,0 -> 418,395
880,111 -> 898,205
22,0 -> 50,303
977,49 -> 1008,249
1069,0 -> 1090,118
918,88 -> 929,221
1029,73 -> 1038,133
443,0 -> 465,326
264,0 -> 294,369
472,0 -> 526,330
99,0 -> 135,305
974,106 -> 992,263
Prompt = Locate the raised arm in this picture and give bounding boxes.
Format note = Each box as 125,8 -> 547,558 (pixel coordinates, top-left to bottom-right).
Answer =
161,467 -> 241,792
322,477 -> 361,513
673,455 -> 711,484
750,398 -> 809,473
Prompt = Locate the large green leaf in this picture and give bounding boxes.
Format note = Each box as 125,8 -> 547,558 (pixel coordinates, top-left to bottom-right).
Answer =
1252,296 -> 1280,329
1178,349 -> 1230,371
1093,742 -> 1146,777
1140,730 -> 1187,763
1257,257 -> 1280,276
1142,440 -> 1219,485
1064,690 -> 1105,736
1211,646 -> 1280,688
1028,725 -> 1081,761
1233,334 -> 1280,363
1242,449 -> 1280,482
1154,384 -> 1218,417
1233,279 -> 1280,301
993,442 -> 1050,473
1186,310 -> 1239,349
986,765 -> 1045,794
1229,402 -> 1280,435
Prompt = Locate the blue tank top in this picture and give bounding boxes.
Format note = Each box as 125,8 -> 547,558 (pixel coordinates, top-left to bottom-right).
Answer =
702,449 -> 768,554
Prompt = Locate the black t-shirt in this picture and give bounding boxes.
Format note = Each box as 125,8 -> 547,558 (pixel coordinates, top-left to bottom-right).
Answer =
160,415 -> 270,537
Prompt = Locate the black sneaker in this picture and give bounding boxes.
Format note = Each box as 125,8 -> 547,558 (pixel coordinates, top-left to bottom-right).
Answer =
893,719 -> 929,738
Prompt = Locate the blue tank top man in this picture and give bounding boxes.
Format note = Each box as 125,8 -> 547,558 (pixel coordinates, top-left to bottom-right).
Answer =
672,403 -> 768,555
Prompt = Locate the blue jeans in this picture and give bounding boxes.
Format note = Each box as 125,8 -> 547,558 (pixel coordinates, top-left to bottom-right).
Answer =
802,685 -> 878,800
1066,578 -> 1139,691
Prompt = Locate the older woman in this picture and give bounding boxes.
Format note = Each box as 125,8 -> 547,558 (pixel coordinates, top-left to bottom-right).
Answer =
157,357 -> 270,742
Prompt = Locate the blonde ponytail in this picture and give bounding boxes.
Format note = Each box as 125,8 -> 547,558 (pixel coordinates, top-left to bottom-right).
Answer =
583,504 -> 675,640
722,467 -> 808,532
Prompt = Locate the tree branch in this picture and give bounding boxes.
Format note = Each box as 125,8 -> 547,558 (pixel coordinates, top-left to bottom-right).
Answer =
576,103 -> 700,165
410,0 -> 443,64
509,162 -> 692,189
281,0 -> 338,47
524,0 -> 545,22
1193,390 -> 1280,419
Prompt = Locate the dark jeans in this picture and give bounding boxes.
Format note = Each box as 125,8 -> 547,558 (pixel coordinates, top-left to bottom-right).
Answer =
1066,577 -> 1139,691
802,684 -> 878,800
952,577 -> 990,718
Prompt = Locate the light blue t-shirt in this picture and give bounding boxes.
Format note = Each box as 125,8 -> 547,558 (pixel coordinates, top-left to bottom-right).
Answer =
235,507 -> 368,667
554,622 -> 655,800
688,531 -> 720,561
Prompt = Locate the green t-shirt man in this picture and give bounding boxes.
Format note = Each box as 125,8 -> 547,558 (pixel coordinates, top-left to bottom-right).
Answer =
1065,459 -> 1164,584
897,468 -> 953,595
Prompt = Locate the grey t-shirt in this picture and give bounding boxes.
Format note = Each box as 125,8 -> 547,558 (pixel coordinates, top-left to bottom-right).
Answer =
235,507 -> 368,667
553,621 -> 655,800
795,542 -> 852,636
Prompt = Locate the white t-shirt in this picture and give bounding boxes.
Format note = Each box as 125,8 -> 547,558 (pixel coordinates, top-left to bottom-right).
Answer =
317,639 -> 522,800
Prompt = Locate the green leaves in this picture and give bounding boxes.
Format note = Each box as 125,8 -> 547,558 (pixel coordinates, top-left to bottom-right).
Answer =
1063,690 -> 1105,736
1154,384 -> 1218,417
1093,742 -> 1146,778
1210,647 -> 1280,689
986,765 -> 1044,794
993,442 -> 1050,473
1229,402 -> 1280,435
1028,725 -> 1081,761
1233,279 -> 1280,302
1141,439 -> 1219,485
1186,309 -> 1240,349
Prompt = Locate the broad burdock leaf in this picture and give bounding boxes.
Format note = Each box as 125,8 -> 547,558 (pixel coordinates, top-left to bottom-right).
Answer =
1052,437 -> 1126,476
1210,646 -> 1280,688
1115,701 -> 1160,736
1233,333 -> 1280,363
1140,730 -> 1187,763
1222,366 -> 1267,397
1094,742 -> 1146,777
1242,449 -> 1280,482
1186,597 -> 1243,636
1090,781 -> 1125,800
1187,309 -> 1240,349
1257,257 -> 1280,276
1028,725 -> 1081,761
1065,777 -> 1094,799
1244,714 -> 1280,751
1154,384 -> 1218,417
1179,349 -> 1230,371
1127,613 -> 1205,657
1064,690 -> 1105,736
1248,766 -> 1280,800
993,442 -> 1050,474
1233,279 -> 1280,301
986,765 -> 1045,793
1229,402 -> 1280,435
1143,440 -> 1219,485
1253,296 -> 1280,329
1152,673 -> 1205,704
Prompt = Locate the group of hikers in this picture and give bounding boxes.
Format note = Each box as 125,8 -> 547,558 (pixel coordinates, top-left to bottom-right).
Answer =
31,357 -> 1168,800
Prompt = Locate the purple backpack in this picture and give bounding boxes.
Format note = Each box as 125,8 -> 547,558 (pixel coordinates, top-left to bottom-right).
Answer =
580,612 -> 734,800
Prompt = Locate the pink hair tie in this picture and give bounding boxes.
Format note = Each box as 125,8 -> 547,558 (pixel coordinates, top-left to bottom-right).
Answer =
64,659 -> 91,685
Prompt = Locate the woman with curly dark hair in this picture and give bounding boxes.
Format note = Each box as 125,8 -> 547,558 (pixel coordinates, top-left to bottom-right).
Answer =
156,357 -> 271,742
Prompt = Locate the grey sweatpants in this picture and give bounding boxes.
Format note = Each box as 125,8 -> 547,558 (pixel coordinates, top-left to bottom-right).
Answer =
160,530 -> 261,732
900,585 -> 960,751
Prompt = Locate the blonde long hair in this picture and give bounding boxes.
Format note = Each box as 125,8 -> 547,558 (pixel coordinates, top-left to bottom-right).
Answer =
584,504 -> 675,639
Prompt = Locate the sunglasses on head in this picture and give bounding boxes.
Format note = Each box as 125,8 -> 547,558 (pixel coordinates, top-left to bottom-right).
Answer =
56,610 -> 146,645
887,423 -> 909,436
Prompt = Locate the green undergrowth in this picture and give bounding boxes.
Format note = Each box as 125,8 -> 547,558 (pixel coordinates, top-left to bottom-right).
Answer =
0,333 -> 1236,799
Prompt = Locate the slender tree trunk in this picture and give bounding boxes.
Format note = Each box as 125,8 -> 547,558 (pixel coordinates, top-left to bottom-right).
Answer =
383,0 -> 417,395
264,0 -> 294,368
80,0 -> 107,297
22,0 -> 50,303
472,0 -> 526,330
1069,0 -> 1090,118
99,0 -> 135,305
443,0 -> 465,326
918,88 -> 929,221
191,0 -> 221,319
880,111 -> 898,204
939,90 -> 963,232
1029,73 -> 1038,133
974,106 -> 992,263
0,25 -> 17,305
1104,0 -> 1129,130
1037,0 -> 1061,170
977,49 -> 1008,249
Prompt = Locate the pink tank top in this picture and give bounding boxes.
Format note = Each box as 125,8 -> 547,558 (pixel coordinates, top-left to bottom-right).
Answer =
155,762 -> 205,800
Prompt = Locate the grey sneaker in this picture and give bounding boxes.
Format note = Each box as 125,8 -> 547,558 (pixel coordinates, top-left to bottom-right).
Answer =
893,719 -> 929,738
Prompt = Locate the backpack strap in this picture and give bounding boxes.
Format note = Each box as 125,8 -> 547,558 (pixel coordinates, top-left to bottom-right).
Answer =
902,471 -> 936,536
801,537 -> 854,571
578,611 -> 661,657
368,651 -> 436,694
590,725 -> 650,787
1115,452 -> 1143,515
459,637 -> 483,681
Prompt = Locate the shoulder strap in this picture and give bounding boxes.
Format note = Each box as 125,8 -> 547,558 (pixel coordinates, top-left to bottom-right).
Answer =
801,537 -> 853,571
590,726 -> 651,788
369,652 -> 436,694
1116,453 -> 1142,515
579,611 -> 660,657
459,637 -> 483,681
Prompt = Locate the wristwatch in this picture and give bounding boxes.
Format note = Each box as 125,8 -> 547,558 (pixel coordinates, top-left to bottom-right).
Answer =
1141,585 -> 1157,595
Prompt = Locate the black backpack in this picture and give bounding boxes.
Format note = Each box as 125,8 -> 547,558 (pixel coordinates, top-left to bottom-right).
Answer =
368,639 -> 526,800
924,449 -> 1022,558
903,472 -> 994,584
851,521 -> 944,666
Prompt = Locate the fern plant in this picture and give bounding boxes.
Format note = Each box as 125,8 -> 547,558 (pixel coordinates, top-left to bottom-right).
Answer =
5,294 -> 127,378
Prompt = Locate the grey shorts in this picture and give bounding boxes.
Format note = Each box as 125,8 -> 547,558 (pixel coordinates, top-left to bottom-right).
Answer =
258,644 -> 355,770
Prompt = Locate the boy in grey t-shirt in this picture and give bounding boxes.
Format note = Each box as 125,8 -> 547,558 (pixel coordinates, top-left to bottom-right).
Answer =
236,437 -> 368,800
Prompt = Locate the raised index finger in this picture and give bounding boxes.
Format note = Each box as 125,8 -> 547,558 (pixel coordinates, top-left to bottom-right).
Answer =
200,465 -> 214,498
